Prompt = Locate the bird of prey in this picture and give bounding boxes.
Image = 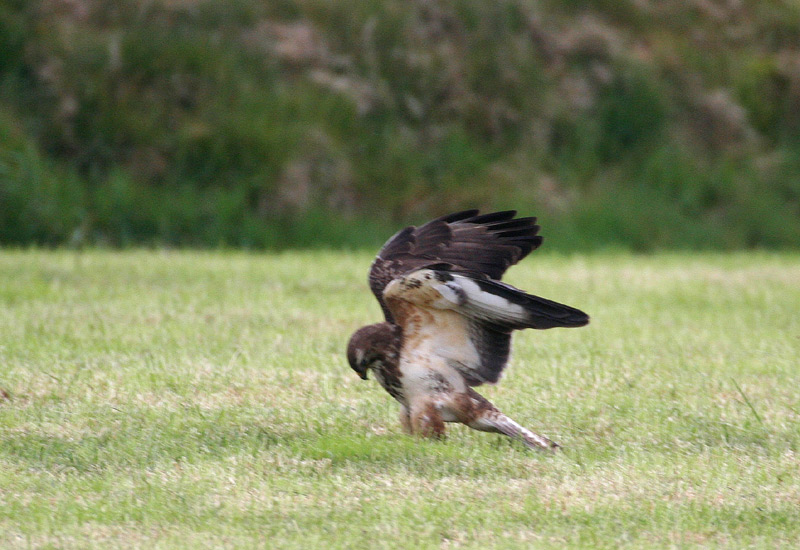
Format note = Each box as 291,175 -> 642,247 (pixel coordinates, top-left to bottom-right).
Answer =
346,210 -> 589,450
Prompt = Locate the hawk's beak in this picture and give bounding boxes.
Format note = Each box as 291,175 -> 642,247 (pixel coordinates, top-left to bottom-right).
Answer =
359,370 -> 369,380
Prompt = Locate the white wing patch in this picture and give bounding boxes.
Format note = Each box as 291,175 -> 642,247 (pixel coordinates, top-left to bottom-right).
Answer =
440,275 -> 528,325
384,268 -> 531,326
431,282 -> 463,307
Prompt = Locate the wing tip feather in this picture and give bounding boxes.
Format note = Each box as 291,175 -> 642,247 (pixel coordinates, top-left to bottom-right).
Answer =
437,209 -> 480,223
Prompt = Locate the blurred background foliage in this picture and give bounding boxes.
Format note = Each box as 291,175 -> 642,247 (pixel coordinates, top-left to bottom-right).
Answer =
1,0 -> 799,250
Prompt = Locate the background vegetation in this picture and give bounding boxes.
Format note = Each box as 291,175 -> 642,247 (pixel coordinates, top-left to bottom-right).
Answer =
2,0 -> 800,249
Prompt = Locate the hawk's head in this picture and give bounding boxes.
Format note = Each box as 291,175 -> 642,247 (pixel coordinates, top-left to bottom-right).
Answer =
346,322 -> 400,380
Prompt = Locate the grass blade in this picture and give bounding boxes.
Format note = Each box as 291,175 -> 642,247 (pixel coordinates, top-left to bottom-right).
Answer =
731,377 -> 764,427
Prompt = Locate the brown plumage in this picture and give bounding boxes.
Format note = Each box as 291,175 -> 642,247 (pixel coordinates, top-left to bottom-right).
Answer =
347,210 -> 589,450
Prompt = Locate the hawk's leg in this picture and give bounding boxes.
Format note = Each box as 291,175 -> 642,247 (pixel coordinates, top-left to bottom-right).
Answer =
468,409 -> 559,451
456,390 -> 560,451
410,402 -> 446,439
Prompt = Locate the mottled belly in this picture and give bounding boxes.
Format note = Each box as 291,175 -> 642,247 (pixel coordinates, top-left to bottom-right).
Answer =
373,366 -> 406,405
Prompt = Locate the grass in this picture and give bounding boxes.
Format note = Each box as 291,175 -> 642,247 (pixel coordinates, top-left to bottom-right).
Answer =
0,249 -> 798,548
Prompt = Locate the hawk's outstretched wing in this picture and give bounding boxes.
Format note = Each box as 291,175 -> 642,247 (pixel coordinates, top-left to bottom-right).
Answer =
383,268 -> 589,386
369,210 -> 542,322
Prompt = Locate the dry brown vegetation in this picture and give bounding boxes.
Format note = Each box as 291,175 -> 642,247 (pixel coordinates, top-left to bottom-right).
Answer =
1,1 -> 800,248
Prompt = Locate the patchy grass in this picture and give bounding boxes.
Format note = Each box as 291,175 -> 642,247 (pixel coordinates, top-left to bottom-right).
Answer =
0,250 -> 798,548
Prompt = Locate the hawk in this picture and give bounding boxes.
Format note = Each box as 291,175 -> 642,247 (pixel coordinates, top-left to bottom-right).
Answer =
346,210 -> 589,450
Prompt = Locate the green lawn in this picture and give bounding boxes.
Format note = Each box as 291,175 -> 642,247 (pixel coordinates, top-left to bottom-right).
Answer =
0,250 -> 798,548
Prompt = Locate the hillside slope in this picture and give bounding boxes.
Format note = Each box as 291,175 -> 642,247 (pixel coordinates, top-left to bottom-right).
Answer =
1,0 -> 799,249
